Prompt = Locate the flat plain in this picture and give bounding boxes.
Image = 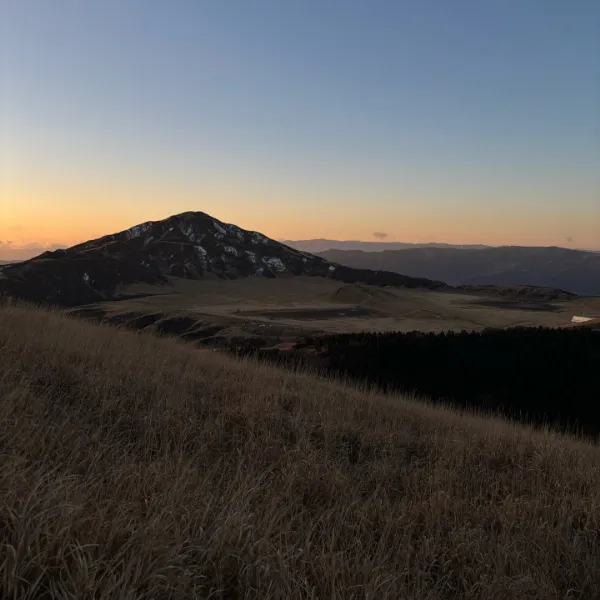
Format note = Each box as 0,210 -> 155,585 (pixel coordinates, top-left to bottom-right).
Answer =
66,276 -> 600,347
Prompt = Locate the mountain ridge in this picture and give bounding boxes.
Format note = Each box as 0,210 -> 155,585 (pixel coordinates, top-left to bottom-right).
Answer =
283,239 -> 600,254
0,212 -> 448,306
316,246 -> 600,296
282,239 -> 492,252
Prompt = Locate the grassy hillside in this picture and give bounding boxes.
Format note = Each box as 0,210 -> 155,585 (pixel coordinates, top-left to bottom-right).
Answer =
1,304 -> 599,599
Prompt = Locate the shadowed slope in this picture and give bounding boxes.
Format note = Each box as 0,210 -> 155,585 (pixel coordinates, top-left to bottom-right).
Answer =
1,304 -> 599,598
318,246 -> 600,296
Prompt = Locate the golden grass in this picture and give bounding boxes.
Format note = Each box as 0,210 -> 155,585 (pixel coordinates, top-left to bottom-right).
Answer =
1,304 -> 599,599
102,276 -> 600,335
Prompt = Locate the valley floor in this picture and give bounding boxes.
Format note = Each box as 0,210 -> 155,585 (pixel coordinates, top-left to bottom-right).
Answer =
1,304 -> 599,598
67,276 -> 600,348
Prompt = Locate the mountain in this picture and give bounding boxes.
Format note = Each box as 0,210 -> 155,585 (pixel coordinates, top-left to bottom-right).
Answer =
282,239 -> 491,253
0,212 -> 447,306
316,246 -> 600,296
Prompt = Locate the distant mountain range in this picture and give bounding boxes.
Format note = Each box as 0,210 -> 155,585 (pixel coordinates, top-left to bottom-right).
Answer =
315,246 -> 600,296
282,239 -> 491,253
283,239 -> 600,254
0,212 -> 447,306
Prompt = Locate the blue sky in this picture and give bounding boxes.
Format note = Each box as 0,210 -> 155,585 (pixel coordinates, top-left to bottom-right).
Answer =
2,0 -> 599,255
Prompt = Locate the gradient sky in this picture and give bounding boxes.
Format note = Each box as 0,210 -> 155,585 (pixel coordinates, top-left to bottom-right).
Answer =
2,0 -> 599,259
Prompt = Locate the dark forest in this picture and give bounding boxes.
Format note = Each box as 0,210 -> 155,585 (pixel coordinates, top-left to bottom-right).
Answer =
235,327 -> 600,437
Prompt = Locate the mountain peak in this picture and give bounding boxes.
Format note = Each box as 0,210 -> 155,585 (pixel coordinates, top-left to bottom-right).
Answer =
0,212 -> 447,306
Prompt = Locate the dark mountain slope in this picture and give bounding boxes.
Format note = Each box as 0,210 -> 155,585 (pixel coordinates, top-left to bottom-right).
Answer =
0,212 -> 447,306
317,246 -> 600,296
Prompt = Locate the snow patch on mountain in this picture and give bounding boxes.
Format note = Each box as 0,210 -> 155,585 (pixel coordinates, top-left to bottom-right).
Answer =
231,226 -> 245,242
263,257 -> 286,272
126,222 -> 153,240
251,232 -> 268,245
213,222 -> 228,237
180,224 -> 198,242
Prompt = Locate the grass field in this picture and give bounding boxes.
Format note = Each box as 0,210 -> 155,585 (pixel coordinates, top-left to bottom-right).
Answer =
65,277 -> 600,348
1,303 -> 599,598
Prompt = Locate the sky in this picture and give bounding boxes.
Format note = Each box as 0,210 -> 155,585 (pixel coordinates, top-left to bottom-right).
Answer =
2,0 -> 599,259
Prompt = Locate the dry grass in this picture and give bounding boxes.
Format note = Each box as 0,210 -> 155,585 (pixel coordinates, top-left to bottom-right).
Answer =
104,276 -> 597,335
1,304 -> 599,599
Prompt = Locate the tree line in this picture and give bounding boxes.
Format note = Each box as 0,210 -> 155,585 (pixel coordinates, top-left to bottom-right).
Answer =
317,327 -> 600,436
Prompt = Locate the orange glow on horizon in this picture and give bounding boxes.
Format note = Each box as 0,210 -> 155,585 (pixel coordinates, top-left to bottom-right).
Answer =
2,177 -> 599,258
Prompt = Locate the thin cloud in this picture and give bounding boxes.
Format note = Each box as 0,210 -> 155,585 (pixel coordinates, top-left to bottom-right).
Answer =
373,232 -> 389,240
0,241 -> 67,261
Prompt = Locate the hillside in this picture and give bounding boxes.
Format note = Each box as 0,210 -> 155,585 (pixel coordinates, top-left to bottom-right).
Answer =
1,303 -> 600,598
317,246 -> 600,296
0,212 -> 446,306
